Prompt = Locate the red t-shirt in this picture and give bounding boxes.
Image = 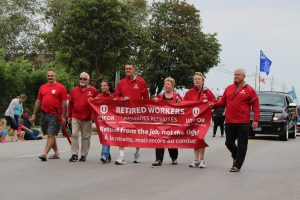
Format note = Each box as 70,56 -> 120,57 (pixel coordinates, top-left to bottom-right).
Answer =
95,92 -> 115,100
115,76 -> 149,100
37,82 -> 68,115
68,86 -> 98,121
157,92 -> 182,103
184,86 -> 216,102
214,83 -> 260,123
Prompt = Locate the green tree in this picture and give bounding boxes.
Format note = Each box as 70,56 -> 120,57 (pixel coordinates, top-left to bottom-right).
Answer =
0,48 -> 76,116
0,0 -> 41,55
141,0 -> 221,95
43,0 -> 143,85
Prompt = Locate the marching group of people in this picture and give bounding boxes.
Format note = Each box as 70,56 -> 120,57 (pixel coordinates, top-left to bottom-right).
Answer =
3,63 -> 260,173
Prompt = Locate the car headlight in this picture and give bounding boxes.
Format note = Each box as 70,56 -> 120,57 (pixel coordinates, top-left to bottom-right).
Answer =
273,113 -> 286,121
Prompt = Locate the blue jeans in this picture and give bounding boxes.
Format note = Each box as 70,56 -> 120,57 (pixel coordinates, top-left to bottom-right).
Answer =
24,129 -> 40,140
101,145 -> 111,160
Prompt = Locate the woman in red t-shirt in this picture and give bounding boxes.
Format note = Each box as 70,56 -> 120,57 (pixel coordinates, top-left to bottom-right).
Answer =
184,72 -> 216,168
152,77 -> 182,166
95,80 -> 115,163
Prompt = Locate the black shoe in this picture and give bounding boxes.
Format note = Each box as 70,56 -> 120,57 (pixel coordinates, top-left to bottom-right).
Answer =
38,154 -> 47,161
69,155 -> 78,162
212,134 -> 216,137
79,156 -> 86,162
152,160 -> 162,166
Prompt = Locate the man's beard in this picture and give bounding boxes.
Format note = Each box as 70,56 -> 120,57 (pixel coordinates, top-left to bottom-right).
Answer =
80,83 -> 87,87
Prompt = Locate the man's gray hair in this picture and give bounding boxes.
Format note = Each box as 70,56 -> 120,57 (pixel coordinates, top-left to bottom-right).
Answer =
80,72 -> 90,80
234,68 -> 246,76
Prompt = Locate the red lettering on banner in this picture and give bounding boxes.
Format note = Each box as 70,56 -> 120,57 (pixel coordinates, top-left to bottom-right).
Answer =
89,99 -> 212,149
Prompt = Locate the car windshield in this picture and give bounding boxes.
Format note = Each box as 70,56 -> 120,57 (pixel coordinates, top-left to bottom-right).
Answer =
258,94 -> 286,107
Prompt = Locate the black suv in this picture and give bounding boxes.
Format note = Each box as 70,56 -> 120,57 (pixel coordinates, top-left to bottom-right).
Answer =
249,91 -> 297,141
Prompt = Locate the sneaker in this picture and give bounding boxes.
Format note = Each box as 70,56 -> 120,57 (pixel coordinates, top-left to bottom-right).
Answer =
36,136 -> 43,140
189,160 -> 200,168
1,139 -> 7,143
133,153 -> 140,163
199,160 -> 206,168
79,156 -> 86,162
69,154 -> 78,162
115,156 -> 126,165
100,156 -> 108,163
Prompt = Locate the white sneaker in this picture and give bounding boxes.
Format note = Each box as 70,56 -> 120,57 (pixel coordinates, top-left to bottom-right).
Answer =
115,156 -> 126,165
133,153 -> 140,163
189,160 -> 200,168
100,156 -> 108,163
199,160 -> 206,168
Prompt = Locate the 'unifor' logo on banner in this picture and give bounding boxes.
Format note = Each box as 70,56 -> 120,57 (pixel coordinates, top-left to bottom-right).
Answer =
100,105 -> 108,114
192,107 -> 200,117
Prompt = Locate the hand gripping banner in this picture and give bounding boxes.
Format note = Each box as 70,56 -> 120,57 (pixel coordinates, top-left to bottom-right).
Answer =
89,99 -> 212,149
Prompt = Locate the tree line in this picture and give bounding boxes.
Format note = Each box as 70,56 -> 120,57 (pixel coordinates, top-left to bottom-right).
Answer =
0,0 -> 221,115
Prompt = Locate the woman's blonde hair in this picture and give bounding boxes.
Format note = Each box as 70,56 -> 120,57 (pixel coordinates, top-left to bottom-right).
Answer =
193,72 -> 205,82
0,118 -> 7,127
164,77 -> 175,87
18,94 -> 27,100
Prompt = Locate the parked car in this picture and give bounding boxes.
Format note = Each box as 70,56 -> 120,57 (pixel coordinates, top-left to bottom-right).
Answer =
249,91 -> 297,141
297,105 -> 300,133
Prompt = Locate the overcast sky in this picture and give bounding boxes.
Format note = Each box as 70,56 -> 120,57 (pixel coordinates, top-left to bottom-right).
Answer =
185,0 -> 300,99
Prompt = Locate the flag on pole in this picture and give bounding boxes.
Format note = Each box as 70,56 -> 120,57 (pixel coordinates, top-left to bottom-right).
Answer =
287,86 -> 297,100
260,50 -> 272,75
259,75 -> 265,84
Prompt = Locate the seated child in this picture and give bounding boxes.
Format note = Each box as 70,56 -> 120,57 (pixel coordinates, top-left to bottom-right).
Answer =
17,124 -> 25,141
0,118 -> 8,143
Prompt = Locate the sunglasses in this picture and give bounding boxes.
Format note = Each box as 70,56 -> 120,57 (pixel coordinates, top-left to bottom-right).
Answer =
80,77 -> 88,81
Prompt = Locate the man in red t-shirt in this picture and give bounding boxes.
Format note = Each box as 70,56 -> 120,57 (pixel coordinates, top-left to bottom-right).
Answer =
114,64 -> 150,165
68,72 -> 98,162
210,68 -> 260,172
32,69 -> 68,161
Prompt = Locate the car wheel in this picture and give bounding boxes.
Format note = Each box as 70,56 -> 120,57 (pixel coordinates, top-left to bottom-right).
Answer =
249,131 -> 255,138
279,123 -> 289,141
289,124 -> 296,139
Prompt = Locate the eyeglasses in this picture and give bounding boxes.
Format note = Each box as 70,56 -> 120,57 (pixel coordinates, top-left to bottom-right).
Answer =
80,77 -> 88,81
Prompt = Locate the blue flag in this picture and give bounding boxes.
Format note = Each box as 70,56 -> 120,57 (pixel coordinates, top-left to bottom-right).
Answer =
287,86 -> 297,100
260,50 -> 272,75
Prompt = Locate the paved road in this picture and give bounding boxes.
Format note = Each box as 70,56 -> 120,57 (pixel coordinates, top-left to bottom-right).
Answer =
1,128 -> 300,200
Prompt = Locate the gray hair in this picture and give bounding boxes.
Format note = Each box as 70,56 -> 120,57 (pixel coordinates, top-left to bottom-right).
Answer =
234,68 -> 246,77
80,72 -> 90,80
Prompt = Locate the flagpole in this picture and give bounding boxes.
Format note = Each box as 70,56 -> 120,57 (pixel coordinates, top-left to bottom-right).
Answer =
271,76 -> 273,91
255,66 -> 257,91
259,71 -> 261,92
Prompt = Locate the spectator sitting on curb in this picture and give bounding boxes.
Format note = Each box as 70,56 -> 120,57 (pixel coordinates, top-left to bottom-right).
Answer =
0,118 -> 8,143
20,108 -> 42,140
